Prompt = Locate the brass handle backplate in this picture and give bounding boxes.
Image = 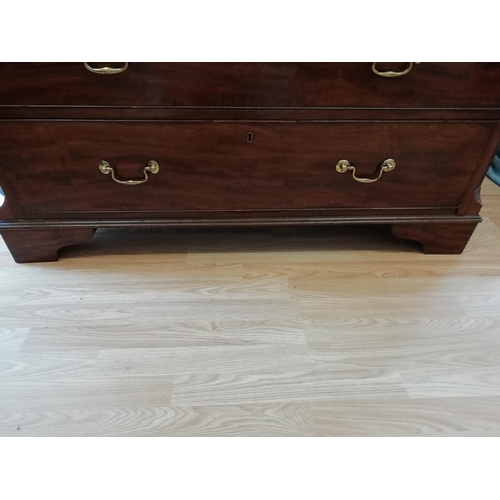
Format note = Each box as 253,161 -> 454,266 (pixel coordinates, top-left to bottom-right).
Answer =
84,62 -> 129,74
335,159 -> 396,184
99,160 -> 160,185
372,62 -> 420,77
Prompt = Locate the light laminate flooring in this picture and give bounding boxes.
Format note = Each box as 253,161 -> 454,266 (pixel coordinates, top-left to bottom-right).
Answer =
1,180 -> 500,436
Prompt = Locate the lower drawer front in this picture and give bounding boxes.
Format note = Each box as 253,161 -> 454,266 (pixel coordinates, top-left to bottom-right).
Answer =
0,121 -> 493,214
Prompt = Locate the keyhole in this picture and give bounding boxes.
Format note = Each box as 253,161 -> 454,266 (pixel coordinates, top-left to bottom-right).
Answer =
247,132 -> 253,143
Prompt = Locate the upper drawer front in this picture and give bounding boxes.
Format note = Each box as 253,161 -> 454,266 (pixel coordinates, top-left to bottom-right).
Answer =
0,121 -> 493,214
1,63 -> 500,108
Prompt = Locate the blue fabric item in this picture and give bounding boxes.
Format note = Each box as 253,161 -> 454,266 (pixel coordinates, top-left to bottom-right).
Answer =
487,150 -> 500,186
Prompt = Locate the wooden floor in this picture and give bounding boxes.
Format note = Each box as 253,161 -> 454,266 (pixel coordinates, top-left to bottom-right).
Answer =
1,180 -> 500,436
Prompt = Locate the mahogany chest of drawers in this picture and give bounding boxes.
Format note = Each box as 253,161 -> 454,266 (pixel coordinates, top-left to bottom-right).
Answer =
1,62 -> 499,262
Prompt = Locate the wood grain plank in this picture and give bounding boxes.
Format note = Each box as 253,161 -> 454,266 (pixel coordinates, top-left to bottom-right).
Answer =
304,316 -> 500,342
312,396 -> 500,436
0,303 -> 134,328
0,351 -> 97,381
0,376 -> 172,412
0,402 -> 315,437
16,278 -> 290,305
401,367 -> 500,399
292,278 -> 466,318
305,316 -> 500,370
0,328 -> 29,354
131,299 -> 303,322
95,343 -> 311,377
290,277 -> 486,301
34,261 -> 244,283
457,278 -> 500,316
22,320 -> 308,351
171,369 -> 408,406
243,257 -> 500,280
310,345 -> 500,371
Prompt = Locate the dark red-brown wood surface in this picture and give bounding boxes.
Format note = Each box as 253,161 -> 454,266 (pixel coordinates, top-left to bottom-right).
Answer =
1,63 -> 499,260
391,222 -> 478,254
1,63 -> 500,108
0,121 -> 494,215
1,228 -> 96,263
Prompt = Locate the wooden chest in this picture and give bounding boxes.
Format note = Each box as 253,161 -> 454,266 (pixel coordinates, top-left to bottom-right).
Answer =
1,62 -> 499,262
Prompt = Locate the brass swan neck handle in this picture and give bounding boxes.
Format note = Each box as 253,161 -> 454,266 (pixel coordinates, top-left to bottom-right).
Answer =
84,62 -> 129,75
99,160 -> 160,185
335,159 -> 396,183
372,62 -> 420,77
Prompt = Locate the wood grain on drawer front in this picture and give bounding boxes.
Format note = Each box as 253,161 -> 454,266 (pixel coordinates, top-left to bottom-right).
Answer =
0,121 -> 494,214
1,63 -> 500,108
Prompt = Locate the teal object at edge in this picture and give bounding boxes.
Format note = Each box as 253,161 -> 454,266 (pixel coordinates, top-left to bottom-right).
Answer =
487,151 -> 500,186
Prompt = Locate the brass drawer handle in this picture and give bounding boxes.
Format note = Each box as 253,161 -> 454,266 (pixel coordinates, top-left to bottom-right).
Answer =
99,160 -> 159,185
336,159 -> 396,184
84,62 -> 128,75
372,62 -> 419,77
